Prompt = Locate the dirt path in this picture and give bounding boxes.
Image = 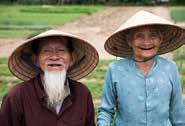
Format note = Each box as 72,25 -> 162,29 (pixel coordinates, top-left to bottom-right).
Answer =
56,6 -> 172,59
0,6 -> 172,59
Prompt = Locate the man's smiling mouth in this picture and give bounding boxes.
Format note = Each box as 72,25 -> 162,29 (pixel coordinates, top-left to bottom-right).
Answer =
48,64 -> 62,67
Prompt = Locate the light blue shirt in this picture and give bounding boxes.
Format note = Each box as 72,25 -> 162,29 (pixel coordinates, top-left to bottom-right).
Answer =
97,56 -> 185,126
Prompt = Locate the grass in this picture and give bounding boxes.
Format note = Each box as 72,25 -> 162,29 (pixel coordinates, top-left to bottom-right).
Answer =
0,54 -> 184,103
0,58 -> 112,105
83,60 -> 113,99
173,45 -> 185,90
0,5 -> 104,38
171,6 -> 185,22
19,5 -> 102,14
0,29 -> 38,38
0,58 -> 20,105
0,56 -> 184,123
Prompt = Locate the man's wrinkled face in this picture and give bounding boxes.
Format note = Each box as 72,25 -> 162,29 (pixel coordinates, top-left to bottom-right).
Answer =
37,37 -> 73,72
35,37 -> 73,107
128,26 -> 162,61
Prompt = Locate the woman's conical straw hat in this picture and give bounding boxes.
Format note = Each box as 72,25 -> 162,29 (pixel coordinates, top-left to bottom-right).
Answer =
104,10 -> 185,57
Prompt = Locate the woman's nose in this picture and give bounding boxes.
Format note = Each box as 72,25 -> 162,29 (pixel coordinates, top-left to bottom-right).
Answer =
143,35 -> 153,44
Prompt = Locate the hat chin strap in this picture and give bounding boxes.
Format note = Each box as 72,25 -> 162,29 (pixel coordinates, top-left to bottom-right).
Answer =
133,55 -> 156,63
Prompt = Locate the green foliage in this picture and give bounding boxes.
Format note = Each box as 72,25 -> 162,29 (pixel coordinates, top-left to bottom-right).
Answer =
171,7 -> 185,22
0,0 -> 162,5
0,58 -> 113,104
169,0 -> 185,5
0,5 -> 104,38
20,5 -> 102,14
0,58 -> 21,105
0,58 -> 10,76
0,84 -> 9,105
0,29 -> 39,38
173,46 -> 185,89
85,60 -> 113,99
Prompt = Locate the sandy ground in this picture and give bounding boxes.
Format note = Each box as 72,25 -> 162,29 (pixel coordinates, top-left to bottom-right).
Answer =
0,6 -> 172,59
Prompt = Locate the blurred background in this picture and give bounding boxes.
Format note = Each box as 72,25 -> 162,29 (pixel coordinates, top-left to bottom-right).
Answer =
0,0 -> 185,112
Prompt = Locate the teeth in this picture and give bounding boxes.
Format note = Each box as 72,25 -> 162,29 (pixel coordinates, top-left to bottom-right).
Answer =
140,47 -> 154,50
48,64 -> 61,67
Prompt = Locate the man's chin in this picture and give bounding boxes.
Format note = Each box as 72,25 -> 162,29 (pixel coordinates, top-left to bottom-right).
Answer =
45,68 -> 66,72
43,69 -> 67,106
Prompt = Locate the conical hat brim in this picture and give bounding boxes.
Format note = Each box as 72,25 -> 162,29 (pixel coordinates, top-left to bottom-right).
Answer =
8,30 -> 99,81
105,10 -> 185,57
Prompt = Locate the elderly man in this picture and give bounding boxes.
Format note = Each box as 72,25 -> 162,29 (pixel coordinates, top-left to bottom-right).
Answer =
0,30 -> 99,126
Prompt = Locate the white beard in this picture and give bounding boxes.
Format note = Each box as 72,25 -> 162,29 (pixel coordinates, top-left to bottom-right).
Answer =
43,70 -> 67,107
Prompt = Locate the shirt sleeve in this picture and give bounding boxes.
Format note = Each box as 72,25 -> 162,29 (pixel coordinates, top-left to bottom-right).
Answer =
97,65 -> 117,126
169,63 -> 185,126
85,90 -> 95,126
0,91 -> 24,126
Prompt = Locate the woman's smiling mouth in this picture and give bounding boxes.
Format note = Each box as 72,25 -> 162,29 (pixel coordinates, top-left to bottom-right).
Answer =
139,46 -> 155,50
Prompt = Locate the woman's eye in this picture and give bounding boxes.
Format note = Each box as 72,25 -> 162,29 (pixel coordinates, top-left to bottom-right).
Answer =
150,33 -> 158,37
135,33 -> 144,39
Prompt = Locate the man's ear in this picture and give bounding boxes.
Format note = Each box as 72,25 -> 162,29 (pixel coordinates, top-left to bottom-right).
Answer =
31,54 -> 38,66
70,52 -> 77,67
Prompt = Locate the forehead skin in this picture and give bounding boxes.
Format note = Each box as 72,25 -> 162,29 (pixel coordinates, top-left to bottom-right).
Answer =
132,26 -> 159,34
127,26 -> 162,43
39,37 -> 68,50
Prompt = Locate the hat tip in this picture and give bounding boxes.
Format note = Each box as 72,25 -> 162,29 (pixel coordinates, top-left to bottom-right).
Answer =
136,10 -> 154,15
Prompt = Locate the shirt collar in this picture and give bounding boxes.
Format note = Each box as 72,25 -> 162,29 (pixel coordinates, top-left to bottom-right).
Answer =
129,55 -> 158,78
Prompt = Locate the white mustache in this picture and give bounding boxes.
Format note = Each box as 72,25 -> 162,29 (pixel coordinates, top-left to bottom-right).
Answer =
45,61 -> 65,67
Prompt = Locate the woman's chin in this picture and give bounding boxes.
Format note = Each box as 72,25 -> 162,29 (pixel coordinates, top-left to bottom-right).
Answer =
142,52 -> 157,58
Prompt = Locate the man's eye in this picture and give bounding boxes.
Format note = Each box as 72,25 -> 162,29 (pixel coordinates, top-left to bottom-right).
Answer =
150,34 -> 158,38
58,49 -> 65,52
43,49 -> 50,52
41,49 -> 52,53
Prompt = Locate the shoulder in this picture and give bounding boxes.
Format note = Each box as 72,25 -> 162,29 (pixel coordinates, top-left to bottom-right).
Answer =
108,58 -> 130,70
156,56 -> 177,70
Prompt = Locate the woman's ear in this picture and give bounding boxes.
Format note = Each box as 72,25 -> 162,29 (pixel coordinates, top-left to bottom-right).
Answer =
128,41 -> 133,47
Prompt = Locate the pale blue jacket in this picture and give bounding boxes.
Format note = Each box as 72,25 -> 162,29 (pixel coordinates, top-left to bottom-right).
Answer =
97,56 -> 185,126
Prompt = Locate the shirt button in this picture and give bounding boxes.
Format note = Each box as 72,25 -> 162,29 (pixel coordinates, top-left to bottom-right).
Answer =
146,103 -> 152,111
138,96 -> 144,101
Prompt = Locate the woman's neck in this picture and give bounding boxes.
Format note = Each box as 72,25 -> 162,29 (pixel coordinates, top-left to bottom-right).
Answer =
135,59 -> 154,76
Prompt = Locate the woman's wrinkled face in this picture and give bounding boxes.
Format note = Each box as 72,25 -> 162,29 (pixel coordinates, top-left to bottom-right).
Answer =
37,37 -> 73,72
128,26 -> 162,61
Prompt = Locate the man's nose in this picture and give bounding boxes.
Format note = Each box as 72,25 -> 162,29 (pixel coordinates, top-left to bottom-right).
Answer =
49,51 -> 60,60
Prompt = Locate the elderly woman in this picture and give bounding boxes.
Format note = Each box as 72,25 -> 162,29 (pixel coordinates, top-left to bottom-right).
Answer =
0,30 -> 99,126
97,10 -> 185,126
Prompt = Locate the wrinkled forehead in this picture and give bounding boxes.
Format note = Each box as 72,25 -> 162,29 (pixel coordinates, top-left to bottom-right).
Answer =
39,36 -> 68,49
131,26 -> 159,34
